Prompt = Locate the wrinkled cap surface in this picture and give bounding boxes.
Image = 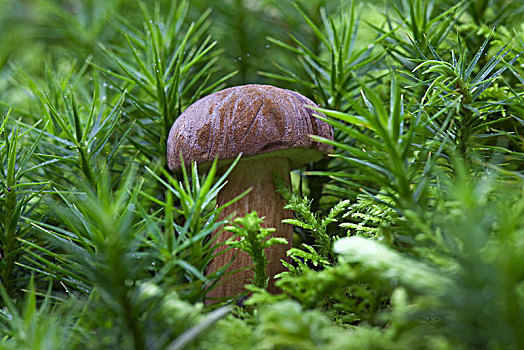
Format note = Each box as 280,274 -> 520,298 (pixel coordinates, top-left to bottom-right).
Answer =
167,84 -> 334,171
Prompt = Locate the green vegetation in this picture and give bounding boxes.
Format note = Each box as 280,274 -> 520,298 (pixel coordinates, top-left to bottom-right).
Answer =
1,0 -> 523,349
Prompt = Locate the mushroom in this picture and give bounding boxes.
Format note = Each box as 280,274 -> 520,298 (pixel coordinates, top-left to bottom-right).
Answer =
166,84 -> 333,302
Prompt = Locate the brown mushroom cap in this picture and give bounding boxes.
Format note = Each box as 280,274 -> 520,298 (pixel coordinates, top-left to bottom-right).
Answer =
167,84 -> 333,171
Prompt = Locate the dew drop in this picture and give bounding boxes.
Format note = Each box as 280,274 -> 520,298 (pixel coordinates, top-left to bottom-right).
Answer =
102,82 -> 107,87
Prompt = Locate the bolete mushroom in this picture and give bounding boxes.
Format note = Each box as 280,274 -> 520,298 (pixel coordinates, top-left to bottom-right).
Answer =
166,84 -> 333,302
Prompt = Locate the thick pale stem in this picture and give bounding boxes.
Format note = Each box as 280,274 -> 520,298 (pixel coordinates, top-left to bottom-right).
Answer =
206,157 -> 293,302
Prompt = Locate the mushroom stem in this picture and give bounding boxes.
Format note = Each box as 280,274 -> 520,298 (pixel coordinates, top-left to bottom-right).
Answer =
206,157 -> 293,302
